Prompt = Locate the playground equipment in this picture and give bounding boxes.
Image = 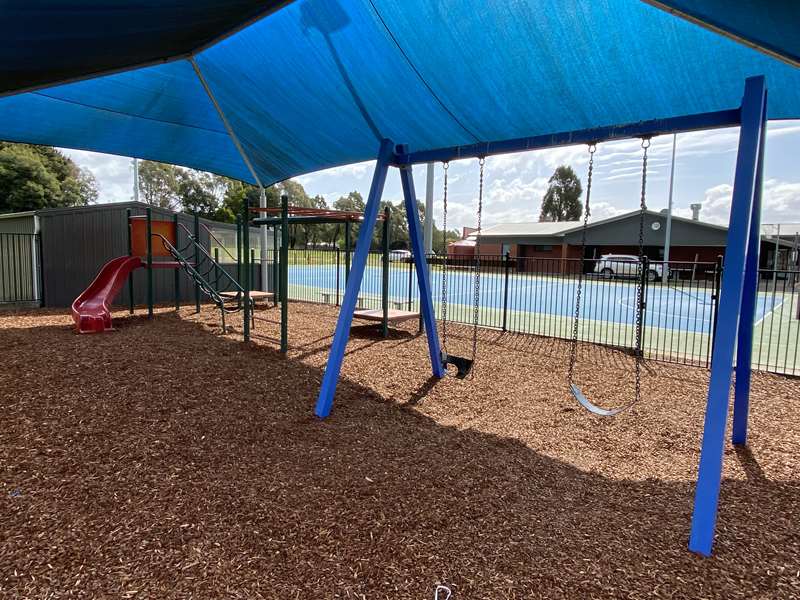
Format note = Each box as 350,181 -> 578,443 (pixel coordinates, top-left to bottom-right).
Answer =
313,77 -> 770,560
71,208 -> 254,333
437,159 -> 484,379
6,0 -> 799,559
567,141 -> 650,416
250,195 -> 418,353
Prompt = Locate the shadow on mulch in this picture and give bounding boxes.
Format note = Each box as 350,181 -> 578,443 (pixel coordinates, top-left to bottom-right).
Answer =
0,308 -> 798,599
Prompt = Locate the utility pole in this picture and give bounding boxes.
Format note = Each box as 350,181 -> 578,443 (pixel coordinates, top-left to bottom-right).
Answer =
133,158 -> 140,203
424,162 -> 434,254
663,134 -> 677,275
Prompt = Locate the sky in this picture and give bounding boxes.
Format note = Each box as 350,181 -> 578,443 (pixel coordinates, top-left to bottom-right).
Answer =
62,120 -> 800,234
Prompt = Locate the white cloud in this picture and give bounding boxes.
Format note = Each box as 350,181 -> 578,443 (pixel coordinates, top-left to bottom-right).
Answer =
588,201 -> 627,221
687,179 -> 800,226
60,149 -> 133,202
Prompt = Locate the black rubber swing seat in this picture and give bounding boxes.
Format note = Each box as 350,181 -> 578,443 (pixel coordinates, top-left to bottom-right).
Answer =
443,354 -> 473,379
570,383 -> 634,417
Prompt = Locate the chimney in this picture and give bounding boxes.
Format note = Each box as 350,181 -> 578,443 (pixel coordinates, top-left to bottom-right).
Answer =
690,203 -> 702,221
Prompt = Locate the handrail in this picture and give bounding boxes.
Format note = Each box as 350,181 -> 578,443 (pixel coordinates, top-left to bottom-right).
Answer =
171,225 -> 246,294
151,233 -> 250,314
201,222 -> 239,264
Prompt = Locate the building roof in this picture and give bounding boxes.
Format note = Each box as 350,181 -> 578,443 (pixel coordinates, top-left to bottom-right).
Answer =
477,209 -> 796,248
0,210 -> 36,220
477,221 -> 581,238
478,210 -> 730,240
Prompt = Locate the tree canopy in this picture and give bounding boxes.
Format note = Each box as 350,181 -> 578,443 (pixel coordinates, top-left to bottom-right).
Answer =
539,165 -> 582,222
0,143 -> 98,213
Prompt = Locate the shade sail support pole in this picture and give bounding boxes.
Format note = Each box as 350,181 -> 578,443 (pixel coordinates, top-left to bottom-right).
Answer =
398,151 -> 445,379
688,75 -> 766,557
732,96 -> 767,446
314,139 -> 395,419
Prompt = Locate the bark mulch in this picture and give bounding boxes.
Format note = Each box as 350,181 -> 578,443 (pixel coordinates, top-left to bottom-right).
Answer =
1,303 -> 798,599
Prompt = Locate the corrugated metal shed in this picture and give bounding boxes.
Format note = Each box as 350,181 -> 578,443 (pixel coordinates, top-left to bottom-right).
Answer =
0,211 -> 36,234
35,202 -> 268,308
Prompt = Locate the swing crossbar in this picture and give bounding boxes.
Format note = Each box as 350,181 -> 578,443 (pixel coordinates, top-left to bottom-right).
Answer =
394,108 -> 740,165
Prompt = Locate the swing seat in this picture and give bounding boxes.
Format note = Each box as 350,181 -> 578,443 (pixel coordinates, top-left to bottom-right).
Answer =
570,384 -> 630,417
443,354 -> 473,379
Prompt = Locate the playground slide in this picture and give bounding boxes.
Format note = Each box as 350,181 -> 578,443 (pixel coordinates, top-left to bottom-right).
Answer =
71,256 -> 144,333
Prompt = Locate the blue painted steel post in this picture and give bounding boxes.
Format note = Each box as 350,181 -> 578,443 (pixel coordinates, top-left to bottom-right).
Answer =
315,139 -> 394,418
732,98 -> 767,446
688,76 -> 766,557
398,151 -> 445,379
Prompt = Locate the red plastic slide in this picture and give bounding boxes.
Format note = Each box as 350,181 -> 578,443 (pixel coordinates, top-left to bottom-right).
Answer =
71,256 -> 144,333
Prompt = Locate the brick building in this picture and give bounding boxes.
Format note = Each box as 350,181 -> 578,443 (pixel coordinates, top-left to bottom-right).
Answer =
450,210 -> 796,272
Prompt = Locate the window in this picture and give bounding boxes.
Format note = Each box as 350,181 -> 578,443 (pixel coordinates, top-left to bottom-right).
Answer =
501,243 -> 512,255
533,245 -> 553,252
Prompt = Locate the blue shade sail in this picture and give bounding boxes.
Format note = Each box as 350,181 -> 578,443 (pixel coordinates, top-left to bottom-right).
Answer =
1,0 -> 799,185
0,0 -> 292,95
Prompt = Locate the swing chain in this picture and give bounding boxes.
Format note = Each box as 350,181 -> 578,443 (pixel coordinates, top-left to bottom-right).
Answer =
633,138 -> 650,403
440,161 -> 449,357
471,157 -> 485,371
568,143 -> 595,385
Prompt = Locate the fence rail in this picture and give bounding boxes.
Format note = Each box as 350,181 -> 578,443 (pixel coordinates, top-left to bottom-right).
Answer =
268,247 -> 798,376
0,233 -> 41,305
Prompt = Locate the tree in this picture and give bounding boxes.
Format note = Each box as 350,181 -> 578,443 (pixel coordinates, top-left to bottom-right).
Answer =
0,143 -> 99,213
138,161 -> 180,210
539,165 -> 582,222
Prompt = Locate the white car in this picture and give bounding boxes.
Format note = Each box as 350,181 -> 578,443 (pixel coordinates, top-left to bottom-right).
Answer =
389,249 -> 412,262
594,254 -> 664,281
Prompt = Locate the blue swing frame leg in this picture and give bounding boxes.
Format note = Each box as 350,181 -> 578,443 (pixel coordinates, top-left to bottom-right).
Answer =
315,138 -> 395,419
688,76 -> 767,557
398,155 -> 445,379
732,100 -> 767,447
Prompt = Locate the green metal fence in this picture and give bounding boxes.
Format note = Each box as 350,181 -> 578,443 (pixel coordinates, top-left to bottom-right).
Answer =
0,233 -> 40,305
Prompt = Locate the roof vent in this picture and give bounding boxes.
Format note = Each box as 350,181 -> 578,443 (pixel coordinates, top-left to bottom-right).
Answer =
690,203 -> 702,221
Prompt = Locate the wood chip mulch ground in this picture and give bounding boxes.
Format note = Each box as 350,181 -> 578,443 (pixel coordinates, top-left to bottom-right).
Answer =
1,302 -> 798,599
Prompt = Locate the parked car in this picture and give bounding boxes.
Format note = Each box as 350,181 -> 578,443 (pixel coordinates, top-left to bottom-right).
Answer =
593,254 -> 664,281
389,249 -> 412,262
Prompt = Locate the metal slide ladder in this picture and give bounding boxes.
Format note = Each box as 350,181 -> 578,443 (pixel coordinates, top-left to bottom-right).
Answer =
152,230 -> 255,332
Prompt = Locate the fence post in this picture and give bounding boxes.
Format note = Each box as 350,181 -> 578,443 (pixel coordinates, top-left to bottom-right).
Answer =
502,251 -> 511,332
36,232 -> 44,307
382,206 -> 390,338
242,199 -> 251,342
126,208 -> 134,314
709,255 -> 724,361
236,215 -> 242,286
272,224 -> 279,307
280,195 -> 289,354
637,256 -> 649,356
173,213 -> 180,310
344,220 -> 352,285
214,248 -> 220,291
407,257 -> 413,310
336,246 -> 341,306
193,213 -> 201,313
146,207 -> 154,319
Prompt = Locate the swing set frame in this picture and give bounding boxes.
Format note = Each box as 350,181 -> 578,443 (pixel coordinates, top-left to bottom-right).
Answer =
314,75 -> 767,557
